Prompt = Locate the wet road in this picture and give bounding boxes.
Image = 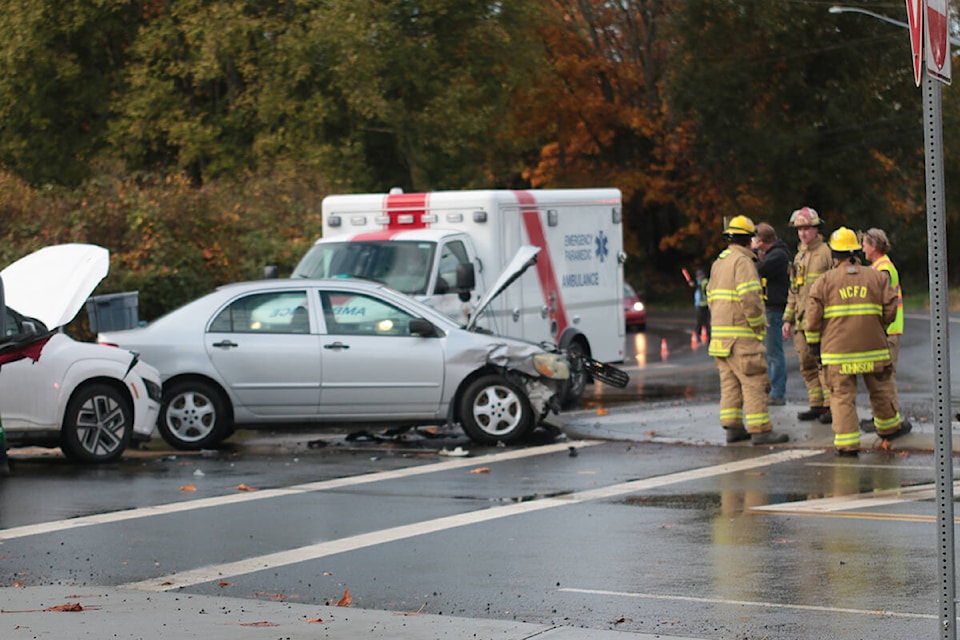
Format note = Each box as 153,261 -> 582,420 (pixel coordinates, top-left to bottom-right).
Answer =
1,310 -> 957,638
0,437 -> 948,638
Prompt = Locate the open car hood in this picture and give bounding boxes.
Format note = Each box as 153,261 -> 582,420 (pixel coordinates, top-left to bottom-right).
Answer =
1,244 -> 109,329
466,245 -> 541,331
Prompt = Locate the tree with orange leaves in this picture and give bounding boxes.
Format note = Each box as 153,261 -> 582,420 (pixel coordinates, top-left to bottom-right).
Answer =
512,1 -> 733,292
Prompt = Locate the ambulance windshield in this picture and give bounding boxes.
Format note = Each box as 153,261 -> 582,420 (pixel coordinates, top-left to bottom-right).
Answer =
293,241 -> 436,296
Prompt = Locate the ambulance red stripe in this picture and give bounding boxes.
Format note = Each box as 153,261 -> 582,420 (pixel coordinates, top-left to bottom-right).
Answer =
515,190 -> 569,338
354,191 -> 429,240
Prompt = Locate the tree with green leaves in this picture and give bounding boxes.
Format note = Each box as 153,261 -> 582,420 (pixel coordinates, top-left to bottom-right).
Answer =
0,2 -> 139,186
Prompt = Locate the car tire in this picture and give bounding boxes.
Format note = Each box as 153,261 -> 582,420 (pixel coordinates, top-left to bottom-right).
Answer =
159,380 -> 230,450
459,374 -> 533,445
561,342 -> 589,409
60,383 -> 132,463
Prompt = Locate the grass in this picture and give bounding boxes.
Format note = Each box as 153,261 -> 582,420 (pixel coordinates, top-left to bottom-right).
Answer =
903,289 -> 960,312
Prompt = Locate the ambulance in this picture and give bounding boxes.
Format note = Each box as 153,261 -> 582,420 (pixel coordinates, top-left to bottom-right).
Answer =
292,188 -> 626,400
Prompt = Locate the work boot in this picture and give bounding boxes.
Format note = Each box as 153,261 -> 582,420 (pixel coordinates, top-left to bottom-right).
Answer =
835,448 -> 859,458
817,408 -> 832,424
860,418 -> 876,433
797,407 -> 823,421
768,397 -> 786,406
879,420 -> 913,441
751,431 -> 789,445
725,427 -> 750,443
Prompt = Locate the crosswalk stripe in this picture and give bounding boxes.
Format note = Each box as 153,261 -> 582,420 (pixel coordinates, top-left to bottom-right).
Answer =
122,449 -> 820,592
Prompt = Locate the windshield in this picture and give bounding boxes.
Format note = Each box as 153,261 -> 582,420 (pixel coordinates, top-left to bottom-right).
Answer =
293,241 -> 436,296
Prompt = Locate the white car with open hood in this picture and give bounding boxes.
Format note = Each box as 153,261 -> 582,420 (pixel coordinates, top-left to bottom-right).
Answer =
0,244 -> 162,463
98,251 -> 580,450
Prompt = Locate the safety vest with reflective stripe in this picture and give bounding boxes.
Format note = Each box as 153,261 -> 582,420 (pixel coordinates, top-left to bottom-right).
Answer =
870,254 -> 903,335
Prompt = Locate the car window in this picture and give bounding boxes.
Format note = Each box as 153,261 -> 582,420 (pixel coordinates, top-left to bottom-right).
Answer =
320,291 -> 416,337
209,291 -> 310,334
436,241 -> 469,294
4,308 -> 46,337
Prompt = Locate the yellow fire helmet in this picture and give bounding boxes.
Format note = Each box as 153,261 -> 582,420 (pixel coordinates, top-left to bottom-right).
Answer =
789,206 -> 822,227
829,226 -> 862,252
723,214 -> 756,236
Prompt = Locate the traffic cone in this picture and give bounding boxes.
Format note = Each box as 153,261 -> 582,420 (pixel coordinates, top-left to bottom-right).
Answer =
691,332 -> 699,350
700,326 -> 709,345
660,338 -> 669,361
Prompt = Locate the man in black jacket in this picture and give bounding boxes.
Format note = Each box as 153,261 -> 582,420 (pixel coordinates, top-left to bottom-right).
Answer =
753,223 -> 792,405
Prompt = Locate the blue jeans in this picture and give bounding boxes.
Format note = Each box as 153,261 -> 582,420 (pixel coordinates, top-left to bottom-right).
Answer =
765,309 -> 787,399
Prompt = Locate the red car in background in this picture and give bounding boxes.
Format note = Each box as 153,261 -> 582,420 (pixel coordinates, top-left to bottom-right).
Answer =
624,283 -> 646,331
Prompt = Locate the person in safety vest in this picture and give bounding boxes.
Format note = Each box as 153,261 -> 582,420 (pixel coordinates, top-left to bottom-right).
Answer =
707,215 -> 789,445
781,206 -> 833,424
860,228 -> 910,434
805,227 -> 911,456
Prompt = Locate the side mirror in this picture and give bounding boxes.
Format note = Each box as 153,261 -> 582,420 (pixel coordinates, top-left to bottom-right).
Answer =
456,263 -> 475,303
409,317 -> 438,337
263,265 -> 279,279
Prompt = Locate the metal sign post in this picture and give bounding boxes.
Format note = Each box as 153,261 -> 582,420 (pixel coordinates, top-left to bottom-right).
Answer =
922,67 -> 957,640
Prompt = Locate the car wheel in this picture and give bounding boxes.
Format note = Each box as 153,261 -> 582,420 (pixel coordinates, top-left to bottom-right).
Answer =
159,380 -> 230,450
60,383 -> 132,463
561,342 -> 588,408
459,374 -> 533,445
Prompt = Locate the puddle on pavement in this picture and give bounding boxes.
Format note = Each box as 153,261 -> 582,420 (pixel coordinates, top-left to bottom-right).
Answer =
579,382 -> 716,410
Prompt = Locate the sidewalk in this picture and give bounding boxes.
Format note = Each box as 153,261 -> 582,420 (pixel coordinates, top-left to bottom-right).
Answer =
1,584 -> 703,640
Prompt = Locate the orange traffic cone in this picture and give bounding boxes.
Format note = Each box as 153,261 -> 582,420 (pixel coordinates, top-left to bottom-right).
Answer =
691,332 -> 699,350
701,326 -> 709,345
661,338 -> 669,361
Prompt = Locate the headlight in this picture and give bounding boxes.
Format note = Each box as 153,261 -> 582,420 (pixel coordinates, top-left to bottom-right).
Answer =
533,353 -> 570,380
633,301 -> 645,312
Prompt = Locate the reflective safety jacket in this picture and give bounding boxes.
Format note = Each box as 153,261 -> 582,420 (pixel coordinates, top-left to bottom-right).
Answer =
870,254 -> 904,335
805,259 -> 898,374
782,235 -> 832,329
706,244 -> 765,358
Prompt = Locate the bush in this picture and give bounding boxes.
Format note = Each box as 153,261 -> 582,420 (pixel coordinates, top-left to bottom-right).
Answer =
0,165 -> 327,323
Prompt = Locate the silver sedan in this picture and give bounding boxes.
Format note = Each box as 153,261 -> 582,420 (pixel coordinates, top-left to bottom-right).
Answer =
98,278 -> 570,450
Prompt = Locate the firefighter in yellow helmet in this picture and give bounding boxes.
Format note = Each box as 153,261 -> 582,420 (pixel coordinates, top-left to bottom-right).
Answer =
707,215 -> 789,445
781,206 -> 833,423
805,227 -> 911,456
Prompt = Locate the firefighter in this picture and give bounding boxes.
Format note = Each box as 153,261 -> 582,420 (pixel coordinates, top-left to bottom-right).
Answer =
707,215 -> 789,445
781,206 -> 833,423
805,227 -> 911,456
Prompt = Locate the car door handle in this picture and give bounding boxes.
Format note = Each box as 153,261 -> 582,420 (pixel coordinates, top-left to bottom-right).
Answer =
212,340 -> 238,349
323,342 -> 350,350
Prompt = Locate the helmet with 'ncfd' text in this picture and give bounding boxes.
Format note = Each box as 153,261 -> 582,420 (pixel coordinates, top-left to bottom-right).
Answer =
789,206 -> 822,227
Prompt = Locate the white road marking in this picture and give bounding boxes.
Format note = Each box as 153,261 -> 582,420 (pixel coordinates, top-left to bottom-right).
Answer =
0,441 -> 600,542
752,480 -> 960,513
559,587 -> 936,620
122,449 -> 819,592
